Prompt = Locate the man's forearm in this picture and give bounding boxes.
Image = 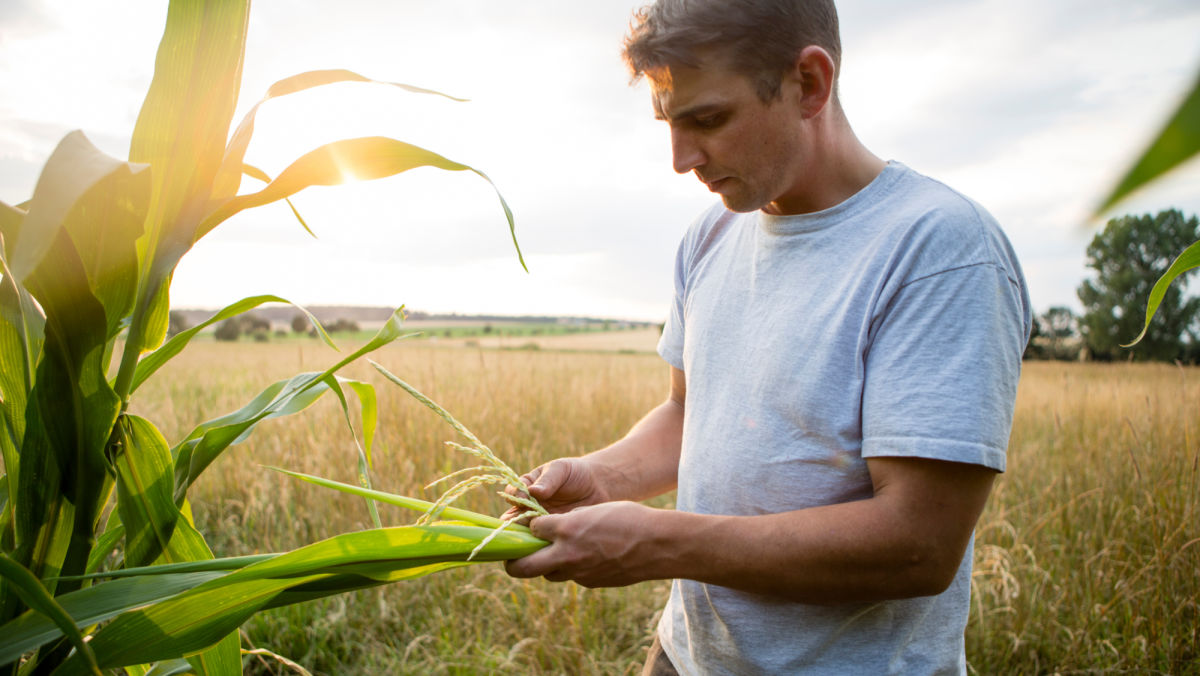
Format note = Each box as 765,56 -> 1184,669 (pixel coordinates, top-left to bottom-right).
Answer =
511,456 -> 995,605
643,499 -> 949,603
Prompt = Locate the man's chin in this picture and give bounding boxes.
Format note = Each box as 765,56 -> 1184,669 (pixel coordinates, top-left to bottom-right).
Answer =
719,193 -> 766,214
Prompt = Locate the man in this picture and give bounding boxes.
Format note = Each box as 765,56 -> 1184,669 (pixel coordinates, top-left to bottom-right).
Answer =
505,1 -> 1031,673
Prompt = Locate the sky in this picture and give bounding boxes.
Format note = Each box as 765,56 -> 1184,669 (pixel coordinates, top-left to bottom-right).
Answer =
2,0 -> 1199,322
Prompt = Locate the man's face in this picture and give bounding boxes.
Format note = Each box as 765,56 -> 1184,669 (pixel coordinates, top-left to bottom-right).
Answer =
651,61 -> 807,214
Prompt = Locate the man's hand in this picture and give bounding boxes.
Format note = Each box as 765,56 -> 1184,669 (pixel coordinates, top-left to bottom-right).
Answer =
502,457 -> 611,521
504,501 -> 660,587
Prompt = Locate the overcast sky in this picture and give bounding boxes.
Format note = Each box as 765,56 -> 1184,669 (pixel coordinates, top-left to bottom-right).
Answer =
3,0 -> 1199,321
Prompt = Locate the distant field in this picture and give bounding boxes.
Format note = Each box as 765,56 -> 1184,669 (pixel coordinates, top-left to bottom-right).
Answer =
132,348 -> 1199,674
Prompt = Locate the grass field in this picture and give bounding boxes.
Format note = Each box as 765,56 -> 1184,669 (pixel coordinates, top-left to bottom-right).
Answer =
131,338 -> 1199,674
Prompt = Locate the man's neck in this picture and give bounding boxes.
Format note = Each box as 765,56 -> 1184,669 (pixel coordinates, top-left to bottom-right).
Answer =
765,108 -> 885,216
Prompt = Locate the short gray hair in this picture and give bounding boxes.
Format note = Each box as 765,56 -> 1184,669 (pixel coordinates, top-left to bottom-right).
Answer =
622,0 -> 841,102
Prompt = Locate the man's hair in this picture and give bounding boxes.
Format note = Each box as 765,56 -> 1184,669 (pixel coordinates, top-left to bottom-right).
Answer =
622,0 -> 841,102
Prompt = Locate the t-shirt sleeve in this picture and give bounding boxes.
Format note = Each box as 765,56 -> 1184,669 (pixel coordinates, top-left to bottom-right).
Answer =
657,233 -> 689,371
861,262 -> 1028,472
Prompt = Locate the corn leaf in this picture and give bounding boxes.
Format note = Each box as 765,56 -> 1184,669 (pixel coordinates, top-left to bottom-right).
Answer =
144,659 -> 197,676
8,132 -> 148,288
0,199 -> 24,246
1095,65 -> 1200,215
198,137 -> 526,271
84,522 -> 123,575
54,525 -> 544,673
130,294 -> 337,394
111,413 -> 241,674
12,193 -> 120,598
117,0 -> 251,402
0,569 -> 228,665
170,309 -> 411,503
212,68 -> 464,205
1123,238 -> 1200,346
0,236 -> 43,533
0,554 -> 101,675
268,468 -> 511,529
320,376 -> 382,527
242,163 -> 314,238
114,416 -> 180,567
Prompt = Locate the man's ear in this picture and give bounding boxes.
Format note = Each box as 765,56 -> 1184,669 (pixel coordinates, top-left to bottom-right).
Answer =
789,45 -> 836,119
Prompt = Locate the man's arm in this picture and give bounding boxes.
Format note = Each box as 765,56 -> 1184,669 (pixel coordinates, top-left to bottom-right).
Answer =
507,449 -> 996,604
508,366 -> 685,514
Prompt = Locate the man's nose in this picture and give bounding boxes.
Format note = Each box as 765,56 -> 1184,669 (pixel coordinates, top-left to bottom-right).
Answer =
671,128 -> 705,175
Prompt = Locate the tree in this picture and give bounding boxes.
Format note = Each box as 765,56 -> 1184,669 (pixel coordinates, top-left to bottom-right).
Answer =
328,317 -> 360,333
1077,209 -> 1200,361
1042,306 -> 1079,360
214,318 -> 242,342
167,310 -> 190,337
1023,314 -> 1047,360
291,313 -> 309,333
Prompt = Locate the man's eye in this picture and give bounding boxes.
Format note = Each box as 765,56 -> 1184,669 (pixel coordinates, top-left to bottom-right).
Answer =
693,115 -> 724,129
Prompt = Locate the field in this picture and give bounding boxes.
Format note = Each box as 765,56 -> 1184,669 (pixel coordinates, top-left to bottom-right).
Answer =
131,335 -> 1199,674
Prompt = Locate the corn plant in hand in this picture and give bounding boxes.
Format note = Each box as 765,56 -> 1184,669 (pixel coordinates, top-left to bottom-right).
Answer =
0,2 -> 540,674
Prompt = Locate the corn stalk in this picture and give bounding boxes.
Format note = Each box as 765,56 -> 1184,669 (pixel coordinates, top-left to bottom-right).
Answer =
0,1 -> 533,673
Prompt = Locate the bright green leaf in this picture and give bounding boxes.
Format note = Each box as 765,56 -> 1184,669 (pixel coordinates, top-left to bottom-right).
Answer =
0,553 -> 102,675
1095,65 -> 1200,215
198,137 -> 526,271
211,69 -> 464,205
1122,238 -> 1200,347
131,294 -> 337,393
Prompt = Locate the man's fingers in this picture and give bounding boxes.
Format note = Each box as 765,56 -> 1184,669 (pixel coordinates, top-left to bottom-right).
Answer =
527,459 -> 571,499
527,513 -> 560,541
504,517 -> 560,579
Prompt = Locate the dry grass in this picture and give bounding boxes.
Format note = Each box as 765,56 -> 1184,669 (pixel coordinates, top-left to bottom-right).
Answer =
440,327 -> 662,353
132,343 -> 1199,674
970,361 -> 1199,674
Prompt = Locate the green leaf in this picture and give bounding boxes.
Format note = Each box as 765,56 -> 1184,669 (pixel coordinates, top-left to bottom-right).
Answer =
170,309 -> 412,503
211,68 -> 464,205
114,415 -> 240,674
11,202 -> 120,599
131,294 -> 336,393
0,554 -> 102,675
113,415 -> 181,567
242,163 -> 315,238
56,525 -> 543,673
1095,65 -> 1200,215
268,468 -> 511,529
0,198 -> 24,246
116,0 -> 251,407
0,569 -> 228,665
0,234 -> 44,534
320,376 -> 381,527
8,131 -> 149,287
1122,238 -> 1200,347
198,137 -> 526,271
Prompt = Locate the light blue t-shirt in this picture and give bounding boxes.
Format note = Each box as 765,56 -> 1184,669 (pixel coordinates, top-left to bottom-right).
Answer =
656,161 -> 1031,675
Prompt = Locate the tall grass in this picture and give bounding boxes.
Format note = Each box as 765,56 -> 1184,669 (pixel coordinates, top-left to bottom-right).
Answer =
971,361 -> 1199,673
134,345 -> 1199,674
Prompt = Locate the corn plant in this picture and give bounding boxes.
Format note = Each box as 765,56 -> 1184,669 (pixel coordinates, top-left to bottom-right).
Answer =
0,2 -> 541,673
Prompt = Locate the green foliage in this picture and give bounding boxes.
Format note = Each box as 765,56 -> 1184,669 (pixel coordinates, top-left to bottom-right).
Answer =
1094,64 -> 1200,344
1095,66 -> 1200,215
1077,210 -> 1200,361
0,1 -> 528,673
